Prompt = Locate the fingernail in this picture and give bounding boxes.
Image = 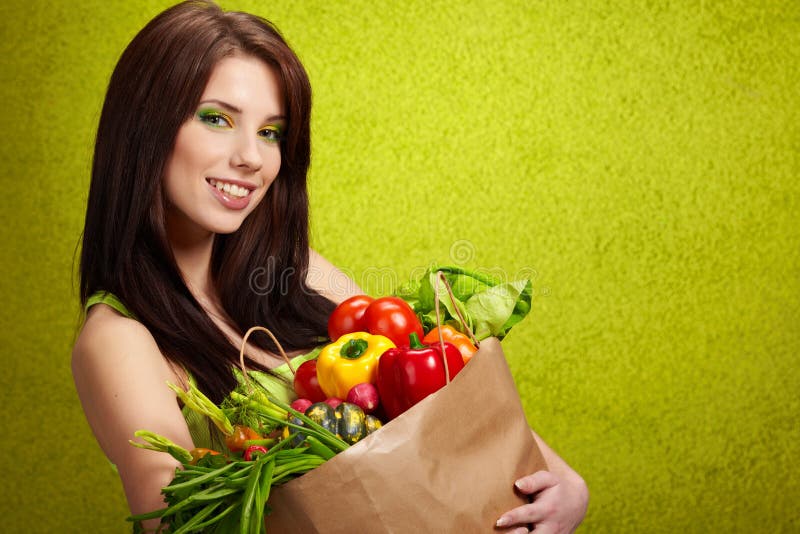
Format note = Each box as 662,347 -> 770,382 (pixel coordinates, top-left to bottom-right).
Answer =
496,515 -> 511,527
514,479 -> 526,491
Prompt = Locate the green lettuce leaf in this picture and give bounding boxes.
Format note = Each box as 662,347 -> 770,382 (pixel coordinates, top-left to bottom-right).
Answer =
465,279 -> 531,339
396,265 -> 532,340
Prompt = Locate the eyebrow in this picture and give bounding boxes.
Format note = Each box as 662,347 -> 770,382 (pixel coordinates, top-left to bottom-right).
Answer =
198,99 -> 286,122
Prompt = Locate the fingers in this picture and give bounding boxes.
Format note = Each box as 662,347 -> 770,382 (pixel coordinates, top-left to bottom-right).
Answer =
496,472 -> 561,530
497,499 -> 551,529
515,470 -> 559,495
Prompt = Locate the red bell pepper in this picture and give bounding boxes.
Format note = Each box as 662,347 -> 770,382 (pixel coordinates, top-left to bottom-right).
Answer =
376,332 -> 465,420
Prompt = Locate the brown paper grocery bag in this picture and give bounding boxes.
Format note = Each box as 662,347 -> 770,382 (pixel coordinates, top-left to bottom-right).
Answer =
265,337 -> 546,533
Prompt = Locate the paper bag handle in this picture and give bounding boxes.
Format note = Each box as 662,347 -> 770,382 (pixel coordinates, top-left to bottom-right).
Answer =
238,326 -> 295,393
432,270 -> 480,384
433,271 -> 480,347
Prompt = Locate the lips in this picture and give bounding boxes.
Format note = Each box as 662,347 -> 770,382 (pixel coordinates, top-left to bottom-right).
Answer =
206,177 -> 255,210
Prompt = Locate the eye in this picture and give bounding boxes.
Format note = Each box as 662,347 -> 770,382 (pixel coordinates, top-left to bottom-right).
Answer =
258,125 -> 283,143
196,109 -> 234,129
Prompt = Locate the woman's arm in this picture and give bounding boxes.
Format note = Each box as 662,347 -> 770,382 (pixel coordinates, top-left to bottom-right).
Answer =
307,248 -> 363,304
496,430 -> 589,533
72,305 -> 194,528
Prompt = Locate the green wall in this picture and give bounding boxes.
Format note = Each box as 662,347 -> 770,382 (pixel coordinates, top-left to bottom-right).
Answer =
1,0 -> 798,531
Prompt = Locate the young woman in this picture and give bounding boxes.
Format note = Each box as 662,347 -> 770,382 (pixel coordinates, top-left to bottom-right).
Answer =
72,2 -> 587,532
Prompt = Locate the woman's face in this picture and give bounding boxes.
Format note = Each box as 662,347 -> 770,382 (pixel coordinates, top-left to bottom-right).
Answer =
163,53 -> 285,240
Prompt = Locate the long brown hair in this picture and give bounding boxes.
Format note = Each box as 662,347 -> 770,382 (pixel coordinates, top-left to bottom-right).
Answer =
80,0 -> 335,402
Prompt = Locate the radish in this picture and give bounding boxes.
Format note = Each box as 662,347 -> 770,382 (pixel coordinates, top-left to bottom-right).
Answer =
324,397 -> 343,409
243,445 -> 268,461
290,398 -> 313,413
346,382 -> 380,414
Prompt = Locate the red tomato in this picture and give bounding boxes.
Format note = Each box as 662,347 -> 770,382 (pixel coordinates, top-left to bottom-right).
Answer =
293,360 -> 327,403
328,295 -> 375,341
225,425 -> 262,453
362,296 -> 424,347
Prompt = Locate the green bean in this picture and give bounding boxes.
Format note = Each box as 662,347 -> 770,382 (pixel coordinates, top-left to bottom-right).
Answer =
127,507 -> 168,522
190,485 -> 240,502
271,457 -> 325,484
274,448 -> 310,460
185,501 -> 240,532
239,455 -> 265,534
176,465 -> 215,474
227,443 -> 281,476
214,471 -> 252,486
304,435 -> 336,460
147,482 -> 238,525
224,462 -> 258,481
179,482 -> 229,503
221,476 -> 250,489
170,500 -> 223,534
251,458 -> 274,533
162,461 -> 238,493
129,493 -> 201,522
225,438 -> 288,481
133,482 -> 226,520
260,433 -> 296,455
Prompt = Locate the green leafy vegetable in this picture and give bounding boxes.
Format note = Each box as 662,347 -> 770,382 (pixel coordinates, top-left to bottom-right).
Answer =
396,265 -> 533,340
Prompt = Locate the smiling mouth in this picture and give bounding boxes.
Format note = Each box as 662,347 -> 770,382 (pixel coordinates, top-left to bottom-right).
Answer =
207,178 -> 252,199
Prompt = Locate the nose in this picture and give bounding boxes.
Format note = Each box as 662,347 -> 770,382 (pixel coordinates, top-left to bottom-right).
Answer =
230,132 -> 263,172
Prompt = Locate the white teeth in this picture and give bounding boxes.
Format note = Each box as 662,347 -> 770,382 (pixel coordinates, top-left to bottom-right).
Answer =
208,179 -> 250,198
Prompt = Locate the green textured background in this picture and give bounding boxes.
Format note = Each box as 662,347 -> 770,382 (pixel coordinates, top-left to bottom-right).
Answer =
1,0 -> 798,531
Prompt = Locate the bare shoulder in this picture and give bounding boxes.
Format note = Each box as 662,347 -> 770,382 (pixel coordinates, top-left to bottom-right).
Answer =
74,304 -> 158,364
307,248 -> 364,304
72,304 -> 190,442
72,304 -> 193,515
73,304 -> 183,393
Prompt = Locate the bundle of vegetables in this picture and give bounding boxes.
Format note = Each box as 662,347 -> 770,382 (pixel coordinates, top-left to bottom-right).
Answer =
128,363 -> 352,532
290,266 -> 533,422
129,430 -> 328,533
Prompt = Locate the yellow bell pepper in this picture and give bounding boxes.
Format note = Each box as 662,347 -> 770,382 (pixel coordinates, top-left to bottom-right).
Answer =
316,332 -> 395,399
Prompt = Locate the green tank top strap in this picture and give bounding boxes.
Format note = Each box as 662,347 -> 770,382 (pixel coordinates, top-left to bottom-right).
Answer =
85,291 -> 136,319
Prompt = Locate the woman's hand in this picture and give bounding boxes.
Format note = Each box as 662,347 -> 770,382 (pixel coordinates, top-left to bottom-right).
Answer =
495,469 -> 588,533
496,429 -> 589,533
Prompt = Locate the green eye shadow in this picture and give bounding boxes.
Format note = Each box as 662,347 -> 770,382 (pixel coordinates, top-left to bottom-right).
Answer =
259,124 -> 284,143
196,108 -> 233,129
